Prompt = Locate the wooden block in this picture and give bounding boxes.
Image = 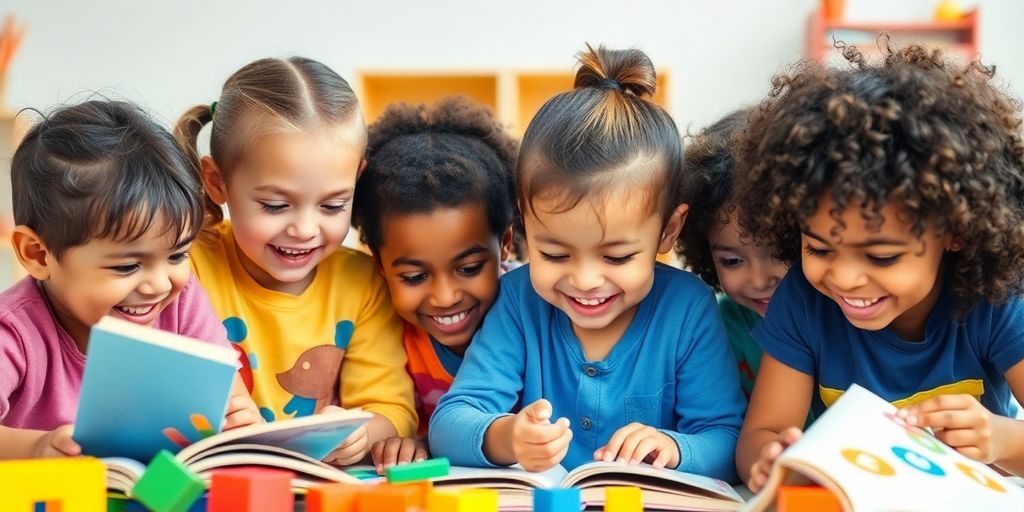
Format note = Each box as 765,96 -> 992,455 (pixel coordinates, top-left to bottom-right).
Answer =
427,488 -> 498,512
777,485 -> 841,512
357,483 -> 419,512
534,488 -> 581,512
0,457 -> 105,512
132,450 -> 205,512
305,483 -> 360,512
208,467 -> 293,512
604,486 -> 642,512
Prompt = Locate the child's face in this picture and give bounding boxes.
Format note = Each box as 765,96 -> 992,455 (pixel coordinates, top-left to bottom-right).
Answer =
376,206 -> 504,354
41,222 -> 193,348
523,188 -> 681,346
222,127 -> 364,294
708,208 -> 788,317
801,193 -> 951,340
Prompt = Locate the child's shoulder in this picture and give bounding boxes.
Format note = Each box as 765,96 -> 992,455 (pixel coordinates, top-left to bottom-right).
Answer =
654,263 -> 715,300
0,277 -> 57,344
321,246 -> 378,275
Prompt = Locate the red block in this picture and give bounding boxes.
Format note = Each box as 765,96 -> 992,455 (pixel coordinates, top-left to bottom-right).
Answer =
208,467 -> 294,512
306,483 -> 360,512
777,484 -> 841,512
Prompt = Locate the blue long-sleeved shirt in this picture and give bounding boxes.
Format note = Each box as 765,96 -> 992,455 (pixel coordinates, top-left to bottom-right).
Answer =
429,264 -> 745,481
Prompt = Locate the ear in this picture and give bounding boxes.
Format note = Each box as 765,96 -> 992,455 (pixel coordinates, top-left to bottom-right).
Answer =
499,226 -> 514,262
200,156 -> 228,205
657,204 -> 689,255
11,225 -> 53,280
357,158 -> 368,179
947,235 -> 964,252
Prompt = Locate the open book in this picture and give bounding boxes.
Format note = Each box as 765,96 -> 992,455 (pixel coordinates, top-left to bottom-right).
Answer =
104,411 -> 371,494
427,461 -> 743,511
743,384 -> 1024,511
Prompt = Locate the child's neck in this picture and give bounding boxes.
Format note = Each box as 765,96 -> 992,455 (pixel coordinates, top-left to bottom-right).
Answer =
572,305 -> 638,361
889,271 -> 945,342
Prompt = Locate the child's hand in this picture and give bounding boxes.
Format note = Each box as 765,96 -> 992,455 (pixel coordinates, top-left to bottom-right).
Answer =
512,399 -> 572,472
32,425 -> 81,458
223,391 -> 262,430
370,436 -> 429,474
900,394 -> 1007,464
593,423 -> 680,469
748,427 -> 802,493
321,405 -> 370,466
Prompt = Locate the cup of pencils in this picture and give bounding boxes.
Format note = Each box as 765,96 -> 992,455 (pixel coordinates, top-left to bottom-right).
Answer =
0,14 -> 26,110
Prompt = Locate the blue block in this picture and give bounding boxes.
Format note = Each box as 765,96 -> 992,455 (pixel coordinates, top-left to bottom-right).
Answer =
534,488 -> 581,512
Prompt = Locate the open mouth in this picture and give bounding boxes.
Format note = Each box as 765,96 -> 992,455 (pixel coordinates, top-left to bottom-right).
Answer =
835,293 -> 889,320
425,306 -> 476,335
115,304 -> 156,316
565,292 -> 619,317
272,245 -> 317,258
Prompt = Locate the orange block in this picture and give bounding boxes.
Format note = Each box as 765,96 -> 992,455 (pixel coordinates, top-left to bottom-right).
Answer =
777,485 -> 841,512
356,483 -> 420,512
396,480 -> 433,509
306,483 -> 360,512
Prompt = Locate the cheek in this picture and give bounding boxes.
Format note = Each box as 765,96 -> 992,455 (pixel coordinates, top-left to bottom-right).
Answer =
716,268 -> 745,298
386,283 -> 423,320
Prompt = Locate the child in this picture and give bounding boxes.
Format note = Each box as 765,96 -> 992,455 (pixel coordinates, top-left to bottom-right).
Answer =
734,44 -> 1024,492
176,57 -> 416,466
0,100 -> 259,460
430,46 -> 746,480
675,109 -> 789,401
350,96 -> 517,473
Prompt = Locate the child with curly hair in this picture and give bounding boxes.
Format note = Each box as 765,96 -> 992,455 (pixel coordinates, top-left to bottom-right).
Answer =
676,109 -> 789,401
734,43 -> 1024,491
350,96 -> 517,473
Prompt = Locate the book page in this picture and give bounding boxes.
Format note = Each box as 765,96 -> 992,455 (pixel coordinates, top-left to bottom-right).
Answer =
770,385 -> 1024,511
563,461 -> 742,502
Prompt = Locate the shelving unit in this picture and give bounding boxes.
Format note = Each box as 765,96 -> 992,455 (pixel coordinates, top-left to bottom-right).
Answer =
806,7 -> 979,63
356,69 -> 671,136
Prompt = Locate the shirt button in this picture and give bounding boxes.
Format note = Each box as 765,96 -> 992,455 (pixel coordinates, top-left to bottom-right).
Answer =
584,366 -> 598,377
581,417 -> 593,430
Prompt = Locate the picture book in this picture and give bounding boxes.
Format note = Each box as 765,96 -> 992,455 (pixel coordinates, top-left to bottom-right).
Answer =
73,316 -> 239,462
742,384 -> 1024,512
102,411 -> 373,495
425,461 -> 744,511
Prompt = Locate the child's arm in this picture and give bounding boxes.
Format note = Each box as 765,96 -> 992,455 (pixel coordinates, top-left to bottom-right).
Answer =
0,425 -> 80,459
736,354 -> 814,491
901,359 -> 1024,476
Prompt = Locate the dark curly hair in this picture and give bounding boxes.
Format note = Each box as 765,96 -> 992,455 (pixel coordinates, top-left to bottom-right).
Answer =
351,96 -> 517,254
675,109 -> 750,290
735,40 -> 1024,310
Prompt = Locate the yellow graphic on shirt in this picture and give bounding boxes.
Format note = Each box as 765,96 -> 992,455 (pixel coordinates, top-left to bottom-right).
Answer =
819,379 -> 984,409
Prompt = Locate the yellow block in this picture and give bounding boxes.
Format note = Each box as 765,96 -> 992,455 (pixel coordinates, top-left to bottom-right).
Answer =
0,457 -> 106,512
428,488 -> 499,512
605,486 -> 643,512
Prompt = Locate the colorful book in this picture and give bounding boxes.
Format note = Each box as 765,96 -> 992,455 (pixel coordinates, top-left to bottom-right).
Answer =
73,315 -> 239,462
743,384 -> 1024,511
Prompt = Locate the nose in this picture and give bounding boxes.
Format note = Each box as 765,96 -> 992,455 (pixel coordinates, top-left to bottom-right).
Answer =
137,265 -> 172,298
568,259 -> 605,292
749,259 -> 781,292
827,259 -> 868,292
285,208 -> 318,240
429,274 -> 463,309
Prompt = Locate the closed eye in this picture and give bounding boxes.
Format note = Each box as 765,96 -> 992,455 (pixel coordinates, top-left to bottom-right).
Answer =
539,252 -> 568,262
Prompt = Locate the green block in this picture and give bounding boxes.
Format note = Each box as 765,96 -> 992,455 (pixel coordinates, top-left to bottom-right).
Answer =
107,497 -> 128,512
384,457 -> 450,483
131,450 -> 206,512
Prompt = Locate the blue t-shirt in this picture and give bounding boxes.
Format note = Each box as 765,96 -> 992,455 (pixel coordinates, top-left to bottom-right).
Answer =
429,264 -> 745,481
755,264 -> 1024,419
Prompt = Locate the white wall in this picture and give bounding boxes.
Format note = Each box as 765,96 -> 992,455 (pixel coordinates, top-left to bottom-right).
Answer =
2,0 -> 1022,209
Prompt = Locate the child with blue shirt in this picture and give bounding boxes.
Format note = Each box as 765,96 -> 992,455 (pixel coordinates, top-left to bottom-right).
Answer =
430,45 -> 746,481
734,43 -> 1024,491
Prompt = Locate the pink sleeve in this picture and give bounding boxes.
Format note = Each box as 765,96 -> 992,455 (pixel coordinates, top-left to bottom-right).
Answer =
173,274 -> 230,348
0,322 -> 27,420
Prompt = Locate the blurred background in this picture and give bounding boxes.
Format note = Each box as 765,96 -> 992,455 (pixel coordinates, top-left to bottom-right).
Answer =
0,0 -> 1022,286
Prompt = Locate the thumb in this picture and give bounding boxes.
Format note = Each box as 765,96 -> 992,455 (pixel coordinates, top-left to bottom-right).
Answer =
524,399 -> 552,423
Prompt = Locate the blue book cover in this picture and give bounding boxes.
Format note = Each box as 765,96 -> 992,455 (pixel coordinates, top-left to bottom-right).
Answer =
73,316 -> 238,462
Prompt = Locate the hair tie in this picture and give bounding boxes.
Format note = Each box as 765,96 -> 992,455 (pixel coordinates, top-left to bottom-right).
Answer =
210,101 -> 218,117
599,79 -> 623,92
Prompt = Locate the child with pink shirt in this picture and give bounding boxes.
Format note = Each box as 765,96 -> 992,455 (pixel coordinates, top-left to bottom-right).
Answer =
0,100 -> 260,459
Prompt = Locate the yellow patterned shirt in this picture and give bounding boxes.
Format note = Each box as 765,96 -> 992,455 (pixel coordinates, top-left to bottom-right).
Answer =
190,221 -> 415,437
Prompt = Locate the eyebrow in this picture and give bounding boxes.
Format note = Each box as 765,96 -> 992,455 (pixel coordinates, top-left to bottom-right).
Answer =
390,245 -> 490,268
710,243 -> 740,252
254,185 -> 354,199
801,229 -> 909,248
534,236 -> 638,249
105,239 -> 192,259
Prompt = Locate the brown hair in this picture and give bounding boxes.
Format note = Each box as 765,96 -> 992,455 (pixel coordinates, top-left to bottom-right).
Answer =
174,56 -> 362,231
736,41 -> 1024,310
517,45 -> 683,224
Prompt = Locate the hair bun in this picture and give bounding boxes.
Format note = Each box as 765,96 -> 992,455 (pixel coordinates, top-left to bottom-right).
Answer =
574,44 -> 657,99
